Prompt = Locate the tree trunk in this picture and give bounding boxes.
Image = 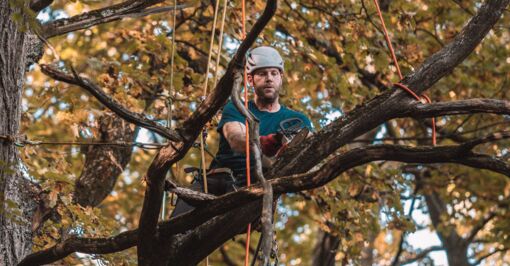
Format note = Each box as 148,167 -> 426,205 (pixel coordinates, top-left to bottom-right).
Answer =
74,112 -> 135,207
0,2 -> 39,265
312,229 -> 340,266
424,192 -> 470,266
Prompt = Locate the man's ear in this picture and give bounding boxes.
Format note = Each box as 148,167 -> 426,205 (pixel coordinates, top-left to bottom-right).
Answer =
247,74 -> 254,86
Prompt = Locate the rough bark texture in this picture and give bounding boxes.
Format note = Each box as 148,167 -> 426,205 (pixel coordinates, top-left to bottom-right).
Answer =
0,2 -> 38,265
74,112 -> 135,207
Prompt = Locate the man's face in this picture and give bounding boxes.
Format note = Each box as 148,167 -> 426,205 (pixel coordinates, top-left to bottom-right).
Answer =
248,67 -> 283,104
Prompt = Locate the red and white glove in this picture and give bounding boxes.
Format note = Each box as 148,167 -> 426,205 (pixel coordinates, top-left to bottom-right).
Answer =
259,133 -> 283,157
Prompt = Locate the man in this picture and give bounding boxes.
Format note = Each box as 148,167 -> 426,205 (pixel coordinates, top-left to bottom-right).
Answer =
211,46 -> 313,179
170,46 -> 312,217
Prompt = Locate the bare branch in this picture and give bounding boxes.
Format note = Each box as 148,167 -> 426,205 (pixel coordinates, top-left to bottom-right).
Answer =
423,191 -> 470,265
460,131 -> 510,150
40,64 -> 183,142
403,99 -> 510,118
466,212 -> 497,243
473,247 -> 509,265
42,0 -> 191,38
231,71 -> 273,264
398,246 -> 444,265
18,231 -> 138,266
168,186 -> 217,206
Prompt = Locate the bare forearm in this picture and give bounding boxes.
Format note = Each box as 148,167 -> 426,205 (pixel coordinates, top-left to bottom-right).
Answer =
227,132 -> 246,153
223,122 -> 247,154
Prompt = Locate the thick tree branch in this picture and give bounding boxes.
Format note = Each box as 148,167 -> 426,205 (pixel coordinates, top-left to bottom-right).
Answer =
168,186 -> 217,206
402,0 -> 509,95
137,141 -> 186,265
19,139 -> 510,265
230,72 -> 273,264
403,99 -> 510,118
270,0 -> 510,178
40,64 -> 182,142
42,0 -> 190,38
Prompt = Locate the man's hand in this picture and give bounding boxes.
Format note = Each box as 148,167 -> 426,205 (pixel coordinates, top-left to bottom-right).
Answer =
224,122 -> 284,157
259,133 -> 283,157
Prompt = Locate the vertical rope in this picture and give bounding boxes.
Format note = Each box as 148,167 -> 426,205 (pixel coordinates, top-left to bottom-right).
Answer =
200,0 -> 222,197
200,0 -> 222,200
372,0 -> 402,80
202,0 -> 222,95
162,0 -> 179,221
212,0 -> 229,87
167,0 -> 178,128
241,1 -> 252,266
201,2 -> 222,265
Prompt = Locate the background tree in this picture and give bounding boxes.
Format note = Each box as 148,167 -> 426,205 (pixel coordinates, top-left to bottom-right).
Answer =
1,0 -> 510,265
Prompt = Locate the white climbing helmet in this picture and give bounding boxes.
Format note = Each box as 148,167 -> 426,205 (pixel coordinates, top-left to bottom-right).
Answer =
246,46 -> 284,74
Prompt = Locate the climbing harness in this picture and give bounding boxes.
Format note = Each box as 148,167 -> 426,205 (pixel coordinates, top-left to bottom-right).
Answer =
372,0 -> 437,146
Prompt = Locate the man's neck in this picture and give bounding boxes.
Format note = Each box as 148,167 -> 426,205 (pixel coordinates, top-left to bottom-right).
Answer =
254,98 -> 281,112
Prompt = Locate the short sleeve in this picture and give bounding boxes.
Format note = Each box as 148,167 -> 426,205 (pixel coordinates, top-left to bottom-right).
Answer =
285,109 -> 313,132
295,112 -> 314,132
301,114 -> 314,131
217,100 -> 245,133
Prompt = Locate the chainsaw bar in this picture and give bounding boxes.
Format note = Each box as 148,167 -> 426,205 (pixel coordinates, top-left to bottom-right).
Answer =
286,127 -> 309,148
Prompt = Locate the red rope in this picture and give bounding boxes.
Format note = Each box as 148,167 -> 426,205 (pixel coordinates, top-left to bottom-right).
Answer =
372,0 -> 436,146
242,1 -> 252,265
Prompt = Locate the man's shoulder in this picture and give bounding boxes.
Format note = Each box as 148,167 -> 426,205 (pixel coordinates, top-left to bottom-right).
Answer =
280,105 -> 308,117
222,100 -> 236,111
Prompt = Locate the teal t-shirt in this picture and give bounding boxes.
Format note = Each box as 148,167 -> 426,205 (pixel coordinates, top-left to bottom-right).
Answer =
211,100 -> 312,178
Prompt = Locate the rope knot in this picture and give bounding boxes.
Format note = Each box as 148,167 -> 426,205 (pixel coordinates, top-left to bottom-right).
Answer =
393,83 -> 436,146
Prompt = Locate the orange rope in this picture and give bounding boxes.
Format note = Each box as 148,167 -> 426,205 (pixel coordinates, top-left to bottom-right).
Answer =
372,0 -> 436,146
242,1 -> 252,265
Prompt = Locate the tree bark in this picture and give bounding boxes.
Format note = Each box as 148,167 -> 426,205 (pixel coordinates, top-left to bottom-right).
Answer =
0,2 -> 38,265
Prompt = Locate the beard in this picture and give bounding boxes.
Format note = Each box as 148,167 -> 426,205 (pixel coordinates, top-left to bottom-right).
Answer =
254,84 -> 280,104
